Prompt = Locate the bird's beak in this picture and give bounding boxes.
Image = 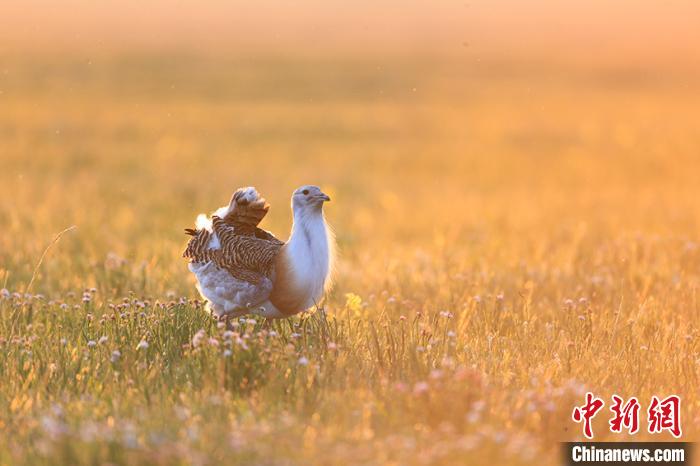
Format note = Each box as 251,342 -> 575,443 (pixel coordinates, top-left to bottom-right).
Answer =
320,192 -> 331,202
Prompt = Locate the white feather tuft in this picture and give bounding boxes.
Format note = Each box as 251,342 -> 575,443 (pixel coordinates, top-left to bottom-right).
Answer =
238,187 -> 259,203
213,205 -> 230,218
195,213 -> 212,231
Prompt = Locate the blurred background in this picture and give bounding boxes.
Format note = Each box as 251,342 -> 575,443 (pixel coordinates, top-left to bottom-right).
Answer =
1,0 -> 699,296
2,3 -> 700,464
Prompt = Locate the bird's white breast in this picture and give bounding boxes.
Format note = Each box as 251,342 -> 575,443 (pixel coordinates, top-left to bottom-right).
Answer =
284,213 -> 334,309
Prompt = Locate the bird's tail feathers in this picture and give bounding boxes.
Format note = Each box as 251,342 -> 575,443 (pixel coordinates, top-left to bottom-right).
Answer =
223,187 -> 270,228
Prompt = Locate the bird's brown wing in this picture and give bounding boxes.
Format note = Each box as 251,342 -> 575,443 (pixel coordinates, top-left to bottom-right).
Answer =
183,225 -> 273,285
183,228 -> 216,262
184,188 -> 283,286
254,227 -> 284,245
211,215 -> 283,278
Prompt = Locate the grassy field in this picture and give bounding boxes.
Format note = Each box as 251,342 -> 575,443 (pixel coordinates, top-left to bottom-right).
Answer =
1,53 -> 700,465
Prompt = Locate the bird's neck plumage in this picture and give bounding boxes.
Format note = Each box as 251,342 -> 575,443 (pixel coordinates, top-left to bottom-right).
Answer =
270,206 -> 335,315
286,206 -> 334,292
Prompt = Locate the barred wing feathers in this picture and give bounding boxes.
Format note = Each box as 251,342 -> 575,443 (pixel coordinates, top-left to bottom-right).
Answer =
183,187 -> 283,286
211,215 -> 283,279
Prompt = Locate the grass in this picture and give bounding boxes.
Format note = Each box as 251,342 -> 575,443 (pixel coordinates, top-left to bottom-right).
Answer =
1,52 -> 699,465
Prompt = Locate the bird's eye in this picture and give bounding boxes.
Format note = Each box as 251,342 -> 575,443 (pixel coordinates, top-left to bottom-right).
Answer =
302,189 -> 309,195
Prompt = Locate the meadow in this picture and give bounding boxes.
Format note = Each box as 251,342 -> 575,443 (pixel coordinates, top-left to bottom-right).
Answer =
1,52 -> 700,465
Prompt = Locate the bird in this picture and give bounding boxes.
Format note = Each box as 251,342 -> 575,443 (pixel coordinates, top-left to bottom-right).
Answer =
183,185 -> 335,320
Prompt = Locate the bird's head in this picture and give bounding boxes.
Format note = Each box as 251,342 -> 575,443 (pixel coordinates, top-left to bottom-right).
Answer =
292,185 -> 331,213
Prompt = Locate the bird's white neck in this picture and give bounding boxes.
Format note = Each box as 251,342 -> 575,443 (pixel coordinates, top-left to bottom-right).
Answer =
280,206 -> 334,307
291,208 -> 333,278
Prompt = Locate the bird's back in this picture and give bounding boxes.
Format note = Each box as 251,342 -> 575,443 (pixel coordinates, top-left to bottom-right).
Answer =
210,215 -> 283,279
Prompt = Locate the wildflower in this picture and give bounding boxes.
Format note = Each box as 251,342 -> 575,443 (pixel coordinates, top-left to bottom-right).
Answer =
98,336 -> 108,345
111,350 -> 121,362
447,331 -> 456,338
327,342 -> 338,350
136,340 -> 149,350
298,356 -> 309,366
60,338 -> 67,346
413,381 -> 429,395
208,338 -> 219,347
192,329 -> 206,348
0,289 -> 9,298
87,340 -> 97,348
41,416 -> 67,439
60,303 -> 69,310
105,252 -> 127,270
223,330 -> 234,340
223,349 -> 232,357
458,435 -> 479,451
